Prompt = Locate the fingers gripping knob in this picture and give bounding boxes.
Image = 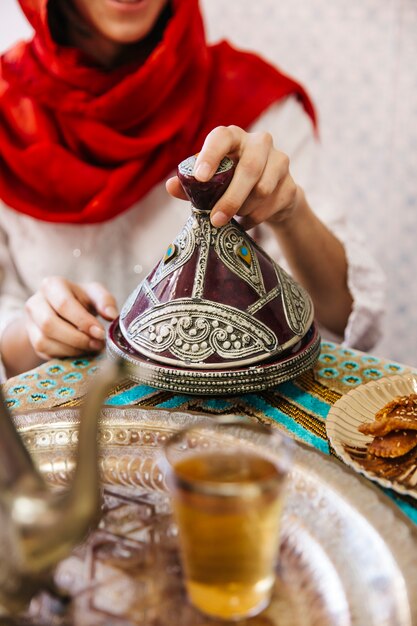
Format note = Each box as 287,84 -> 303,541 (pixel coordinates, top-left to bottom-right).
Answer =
177,155 -> 236,213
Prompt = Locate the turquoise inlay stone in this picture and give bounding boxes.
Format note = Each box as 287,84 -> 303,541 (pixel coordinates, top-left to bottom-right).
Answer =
72,359 -> 90,369
361,355 -> 380,365
235,243 -> 252,267
88,366 -> 100,376
321,341 -> 336,351
363,368 -> 383,379
340,360 -> 360,372
47,364 -> 65,376
10,384 -> 30,395
54,386 -> 76,398
342,375 -> 362,386
384,363 -> 405,374
319,353 -> 337,365
28,393 -> 48,403
37,379 -> 57,390
163,243 -> 177,263
6,398 -> 20,409
63,372 -> 83,383
20,372 -> 40,381
317,367 -> 339,380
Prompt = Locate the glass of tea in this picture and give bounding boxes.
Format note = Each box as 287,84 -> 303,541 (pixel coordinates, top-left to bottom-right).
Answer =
163,416 -> 292,621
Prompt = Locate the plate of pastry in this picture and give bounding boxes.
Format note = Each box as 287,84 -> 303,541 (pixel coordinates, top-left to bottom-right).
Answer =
326,373 -> 417,498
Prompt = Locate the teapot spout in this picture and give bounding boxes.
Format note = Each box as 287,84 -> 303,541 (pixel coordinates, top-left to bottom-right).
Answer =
54,358 -> 127,548
20,358 -> 128,572
0,358 -> 128,615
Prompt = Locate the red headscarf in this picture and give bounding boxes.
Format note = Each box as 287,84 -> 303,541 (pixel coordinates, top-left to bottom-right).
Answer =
0,0 -> 316,224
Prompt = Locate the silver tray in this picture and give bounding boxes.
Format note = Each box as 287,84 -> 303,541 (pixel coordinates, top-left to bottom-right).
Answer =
14,407 -> 417,626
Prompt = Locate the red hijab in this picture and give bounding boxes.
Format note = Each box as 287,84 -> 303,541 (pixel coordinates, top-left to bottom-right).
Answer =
0,0 -> 316,224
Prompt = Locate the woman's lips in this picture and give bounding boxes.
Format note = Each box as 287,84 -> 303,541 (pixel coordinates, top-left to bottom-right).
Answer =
106,0 -> 149,11
108,0 -> 148,6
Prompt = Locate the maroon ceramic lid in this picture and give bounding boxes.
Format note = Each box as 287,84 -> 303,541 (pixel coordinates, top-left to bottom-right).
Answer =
107,155 -> 320,393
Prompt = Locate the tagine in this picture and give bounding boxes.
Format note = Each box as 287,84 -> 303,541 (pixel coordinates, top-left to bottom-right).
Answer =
107,155 -> 320,394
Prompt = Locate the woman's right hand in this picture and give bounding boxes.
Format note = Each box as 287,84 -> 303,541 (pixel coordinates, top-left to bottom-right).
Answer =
24,277 -> 119,360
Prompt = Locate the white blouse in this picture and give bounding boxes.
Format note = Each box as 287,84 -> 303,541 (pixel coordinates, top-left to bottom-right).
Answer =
0,97 -> 385,374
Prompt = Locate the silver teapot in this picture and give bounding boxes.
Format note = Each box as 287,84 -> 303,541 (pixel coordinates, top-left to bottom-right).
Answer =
0,358 -> 126,616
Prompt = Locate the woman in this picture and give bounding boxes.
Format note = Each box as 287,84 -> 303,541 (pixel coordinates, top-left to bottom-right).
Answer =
0,0 -> 384,378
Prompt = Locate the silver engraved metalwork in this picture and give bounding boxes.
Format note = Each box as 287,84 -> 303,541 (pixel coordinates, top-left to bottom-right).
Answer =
191,215 -> 211,299
16,408 -> 417,626
109,325 -> 320,393
142,280 -> 160,305
214,223 -> 266,296
247,285 -> 281,316
275,263 -> 313,336
149,216 -> 197,289
120,282 -> 143,320
124,299 -> 278,369
179,155 -> 233,178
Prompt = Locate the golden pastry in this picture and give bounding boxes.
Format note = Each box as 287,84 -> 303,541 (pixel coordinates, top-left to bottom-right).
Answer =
359,393 -> 417,458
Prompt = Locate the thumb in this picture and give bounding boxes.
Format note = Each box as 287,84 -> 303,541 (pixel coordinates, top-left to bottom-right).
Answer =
165,176 -> 188,200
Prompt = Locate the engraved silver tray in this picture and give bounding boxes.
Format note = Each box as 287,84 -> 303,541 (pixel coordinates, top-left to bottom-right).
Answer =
14,408 -> 417,626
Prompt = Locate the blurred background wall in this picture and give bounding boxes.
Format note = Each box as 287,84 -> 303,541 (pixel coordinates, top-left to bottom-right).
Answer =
1,0 -> 417,366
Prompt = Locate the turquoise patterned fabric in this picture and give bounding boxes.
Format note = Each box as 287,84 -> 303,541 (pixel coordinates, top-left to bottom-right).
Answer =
4,342 -> 417,525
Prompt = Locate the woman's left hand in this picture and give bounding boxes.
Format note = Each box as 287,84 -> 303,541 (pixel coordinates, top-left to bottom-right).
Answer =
166,125 -> 302,230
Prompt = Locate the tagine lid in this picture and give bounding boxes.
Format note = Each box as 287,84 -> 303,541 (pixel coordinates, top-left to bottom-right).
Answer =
114,155 -> 316,374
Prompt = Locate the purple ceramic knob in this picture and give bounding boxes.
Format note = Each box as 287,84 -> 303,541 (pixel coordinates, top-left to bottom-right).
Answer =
177,155 -> 236,212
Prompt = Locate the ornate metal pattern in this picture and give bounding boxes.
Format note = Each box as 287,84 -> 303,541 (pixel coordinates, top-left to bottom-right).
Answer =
275,264 -> 313,336
124,299 -> 278,368
12,409 -> 417,626
149,217 -> 196,289
215,222 -> 266,296
120,283 -> 143,320
141,280 -> 160,305
178,155 -> 232,177
109,323 -> 321,393
247,285 -> 281,315
191,215 -> 211,299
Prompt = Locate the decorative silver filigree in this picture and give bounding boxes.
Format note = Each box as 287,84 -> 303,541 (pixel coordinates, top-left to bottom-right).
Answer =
247,285 -> 281,315
124,298 -> 278,368
120,282 -> 143,320
15,408 -> 417,626
191,216 -> 211,299
149,217 -> 197,289
214,223 -> 266,296
108,329 -> 320,394
142,280 -> 160,305
274,264 -> 313,336
178,155 -> 233,177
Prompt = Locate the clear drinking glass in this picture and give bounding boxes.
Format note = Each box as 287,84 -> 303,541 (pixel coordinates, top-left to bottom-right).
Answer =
164,416 -> 292,621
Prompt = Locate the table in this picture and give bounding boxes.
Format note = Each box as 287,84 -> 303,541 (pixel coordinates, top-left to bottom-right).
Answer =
4,340 -> 417,525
